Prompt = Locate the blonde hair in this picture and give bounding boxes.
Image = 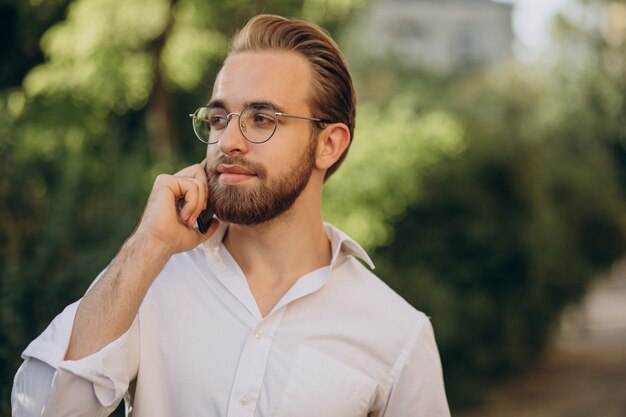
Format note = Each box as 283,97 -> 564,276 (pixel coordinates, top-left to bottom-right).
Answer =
230,14 -> 355,180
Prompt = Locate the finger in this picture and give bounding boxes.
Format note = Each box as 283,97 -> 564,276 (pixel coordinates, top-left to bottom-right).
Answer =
160,175 -> 204,225
191,160 -> 209,202
175,220 -> 217,253
187,218 -> 220,246
189,165 -> 208,210
175,163 -> 209,206
200,160 -> 209,201
187,177 -> 207,221
175,178 -> 201,224
175,162 -> 205,180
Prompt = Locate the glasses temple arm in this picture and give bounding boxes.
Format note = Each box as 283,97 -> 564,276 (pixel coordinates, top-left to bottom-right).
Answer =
276,112 -> 333,124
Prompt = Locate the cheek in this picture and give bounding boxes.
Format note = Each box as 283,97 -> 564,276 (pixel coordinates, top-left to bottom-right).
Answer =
206,145 -> 219,159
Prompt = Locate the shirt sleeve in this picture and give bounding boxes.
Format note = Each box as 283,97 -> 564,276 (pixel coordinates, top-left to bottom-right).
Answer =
381,318 -> 451,417
11,299 -> 140,416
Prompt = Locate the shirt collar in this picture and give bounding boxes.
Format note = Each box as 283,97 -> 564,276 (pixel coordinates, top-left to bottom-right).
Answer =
203,221 -> 375,270
202,221 -> 374,320
323,222 -> 375,270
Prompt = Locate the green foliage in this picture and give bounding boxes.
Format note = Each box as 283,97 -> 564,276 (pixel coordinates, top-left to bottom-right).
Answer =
358,28 -> 626,405
0,91 -> 152,415
375,132 -> 626,407
332,2 -> 626,406
323,98 -> 464,249
0,0 -> 71,89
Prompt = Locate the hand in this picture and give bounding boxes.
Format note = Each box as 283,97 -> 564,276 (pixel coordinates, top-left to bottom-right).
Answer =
133,161 -> 219,256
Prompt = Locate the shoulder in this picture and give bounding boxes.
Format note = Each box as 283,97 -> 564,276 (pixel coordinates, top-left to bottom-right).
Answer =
328,255 -> 430,338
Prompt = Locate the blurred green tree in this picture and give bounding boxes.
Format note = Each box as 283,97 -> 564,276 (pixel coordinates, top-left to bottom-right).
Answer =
345,0 -> 626,408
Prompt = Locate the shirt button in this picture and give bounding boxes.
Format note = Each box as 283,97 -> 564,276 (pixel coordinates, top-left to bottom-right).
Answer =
240,394 -> 251,405
255,329 -> 263,340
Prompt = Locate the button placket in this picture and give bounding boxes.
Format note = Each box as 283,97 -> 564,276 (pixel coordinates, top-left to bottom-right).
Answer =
225,309 -> 286,417
240,394 -> 251,406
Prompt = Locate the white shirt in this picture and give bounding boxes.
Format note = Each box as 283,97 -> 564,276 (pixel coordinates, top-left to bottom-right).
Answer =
12,222 -> 450,417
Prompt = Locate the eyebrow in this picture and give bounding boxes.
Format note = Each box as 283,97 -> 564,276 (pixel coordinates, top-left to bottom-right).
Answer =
205,99 -> 287,114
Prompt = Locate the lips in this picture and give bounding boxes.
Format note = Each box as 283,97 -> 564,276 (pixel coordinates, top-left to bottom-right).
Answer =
215,163 -> 257,185
217,164 -> 256,176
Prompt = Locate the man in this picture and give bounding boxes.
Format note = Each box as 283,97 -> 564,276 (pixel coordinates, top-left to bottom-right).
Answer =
12,14 -> 450,416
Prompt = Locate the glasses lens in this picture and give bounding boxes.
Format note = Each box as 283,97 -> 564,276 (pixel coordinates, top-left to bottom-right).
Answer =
193,107 -> 228,144
240,105 -> 277,143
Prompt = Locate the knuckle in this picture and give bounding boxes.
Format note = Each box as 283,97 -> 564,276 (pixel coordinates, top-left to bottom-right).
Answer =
183,177 -> 199,189
155,173 -> 170,184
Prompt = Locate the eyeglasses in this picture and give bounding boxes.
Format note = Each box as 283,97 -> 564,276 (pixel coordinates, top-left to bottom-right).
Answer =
189,103 -> 333,144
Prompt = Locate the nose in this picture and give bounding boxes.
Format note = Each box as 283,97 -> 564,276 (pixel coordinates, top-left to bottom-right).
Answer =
218,112 -> 249,155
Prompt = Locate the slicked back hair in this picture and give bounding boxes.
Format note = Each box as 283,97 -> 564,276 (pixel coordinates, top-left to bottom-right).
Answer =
230,14 -> 355,180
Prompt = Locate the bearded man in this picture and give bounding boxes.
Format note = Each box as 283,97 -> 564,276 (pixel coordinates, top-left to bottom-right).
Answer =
12,14 -> 450,417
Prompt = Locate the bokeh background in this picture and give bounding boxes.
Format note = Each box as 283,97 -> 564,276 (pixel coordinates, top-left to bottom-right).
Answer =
2,0 -> 626,415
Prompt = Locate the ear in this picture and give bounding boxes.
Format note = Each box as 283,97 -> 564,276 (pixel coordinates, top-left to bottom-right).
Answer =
315,123 -> 351,171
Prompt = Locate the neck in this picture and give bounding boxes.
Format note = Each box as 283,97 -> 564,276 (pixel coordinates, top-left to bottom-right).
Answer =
223,180 -> 331,287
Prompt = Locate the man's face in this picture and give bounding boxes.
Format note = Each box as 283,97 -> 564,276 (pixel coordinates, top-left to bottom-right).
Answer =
204,51 -> 318,225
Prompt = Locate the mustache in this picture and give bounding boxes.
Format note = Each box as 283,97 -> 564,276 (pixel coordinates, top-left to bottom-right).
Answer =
206,155 -> 266,179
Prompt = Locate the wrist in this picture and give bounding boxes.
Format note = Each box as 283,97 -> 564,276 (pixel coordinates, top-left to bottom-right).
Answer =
125,231 -> 175,264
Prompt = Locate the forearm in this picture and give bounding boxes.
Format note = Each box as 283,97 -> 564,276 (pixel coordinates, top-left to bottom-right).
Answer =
65,233 -> 171,360
64,163 -> 213,360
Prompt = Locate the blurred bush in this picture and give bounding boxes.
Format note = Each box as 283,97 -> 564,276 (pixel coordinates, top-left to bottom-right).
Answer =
351,2 -> 626,405
375,130 -> 626,406
323,100 -> 465,249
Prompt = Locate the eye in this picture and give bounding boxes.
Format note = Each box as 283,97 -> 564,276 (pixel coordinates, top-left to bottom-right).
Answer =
253,113 -> 275,127
210,115 -> 229,130
242,104 -> 277,130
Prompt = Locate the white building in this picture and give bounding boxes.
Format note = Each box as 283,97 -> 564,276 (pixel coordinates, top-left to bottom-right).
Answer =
354,0 -> 514,72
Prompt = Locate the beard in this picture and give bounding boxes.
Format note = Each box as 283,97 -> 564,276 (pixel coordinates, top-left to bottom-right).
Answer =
206,137 -> 317,225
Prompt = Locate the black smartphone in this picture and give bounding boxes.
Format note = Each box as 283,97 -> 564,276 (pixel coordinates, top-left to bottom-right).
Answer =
196,161 -> 214,234
196,205 -> 214,234
176,198 -> 214,233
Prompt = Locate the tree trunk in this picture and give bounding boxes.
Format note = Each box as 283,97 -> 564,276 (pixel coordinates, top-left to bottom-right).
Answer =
146,0 -> 178,159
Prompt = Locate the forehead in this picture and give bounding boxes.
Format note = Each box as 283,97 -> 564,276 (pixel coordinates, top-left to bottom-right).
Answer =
212,50 -> 313,111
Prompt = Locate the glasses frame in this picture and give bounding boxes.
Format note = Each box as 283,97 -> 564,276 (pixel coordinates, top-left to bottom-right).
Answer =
189,104 -> 333,144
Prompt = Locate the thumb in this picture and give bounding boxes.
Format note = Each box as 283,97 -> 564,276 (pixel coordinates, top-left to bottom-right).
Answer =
183,218 -> 221,250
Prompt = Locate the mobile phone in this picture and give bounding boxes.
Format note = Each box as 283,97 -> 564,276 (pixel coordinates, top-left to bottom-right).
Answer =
176,197 -> 214,233
196,161 -> 214,234
196,205 -> 214,234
